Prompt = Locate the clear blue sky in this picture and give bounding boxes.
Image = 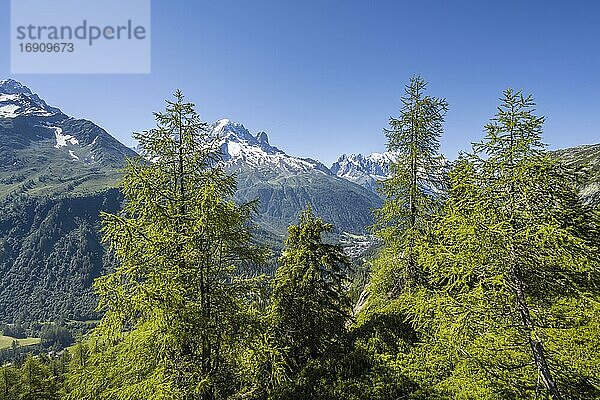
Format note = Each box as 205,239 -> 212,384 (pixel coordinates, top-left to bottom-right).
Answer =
1,0 -> 599,165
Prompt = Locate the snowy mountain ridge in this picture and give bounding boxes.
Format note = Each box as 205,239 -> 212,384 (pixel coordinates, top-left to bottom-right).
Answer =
211,118 -> 333,176
0,79 -> 62,118
0,78 -> 389,189
0,79 -> 136,169
330,152 -> 396,192
131,117 -> 391,186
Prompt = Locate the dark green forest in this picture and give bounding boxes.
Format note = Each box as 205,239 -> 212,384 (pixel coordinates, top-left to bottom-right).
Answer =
1,77 -> 599,399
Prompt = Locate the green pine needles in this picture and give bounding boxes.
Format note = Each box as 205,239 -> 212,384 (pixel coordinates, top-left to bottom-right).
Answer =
64,92 -> 268,400
369,75 -> 448,307
368,84 -> 600,399
270,207 -> 351,375
417,89 -> 600,399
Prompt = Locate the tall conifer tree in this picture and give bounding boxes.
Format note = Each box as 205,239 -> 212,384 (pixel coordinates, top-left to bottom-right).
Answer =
65,92 -> 266,400
411,90 -> 600,399
368,75 -> 448,306
270,207 -> 351,375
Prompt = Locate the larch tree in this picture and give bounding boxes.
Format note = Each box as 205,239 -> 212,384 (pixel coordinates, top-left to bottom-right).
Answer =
411,90 -> 600,399
0,364 -> 20,400
364,75 -> 448,319
19,355 -> 57,400
269,207 -> 352,392
64,92 -> 267,400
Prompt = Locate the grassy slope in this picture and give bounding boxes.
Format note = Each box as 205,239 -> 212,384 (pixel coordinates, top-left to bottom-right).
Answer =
0,335 -> 41,350
0,140 -> 123,200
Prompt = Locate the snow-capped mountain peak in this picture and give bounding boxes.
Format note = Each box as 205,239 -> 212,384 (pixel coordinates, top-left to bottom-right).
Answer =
1,78 -> 136,167
211,119 -> 283,155
211,119 -> 331,176
0,79 -> 33,95
331,152 -> 396,192
0,79 -> 62,118
213,118 -> 258,143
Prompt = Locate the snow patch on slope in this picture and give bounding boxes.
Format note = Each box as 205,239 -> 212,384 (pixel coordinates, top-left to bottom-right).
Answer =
0,94 -> 20,102
0,104 -> 20,118
52,127 -> 79,148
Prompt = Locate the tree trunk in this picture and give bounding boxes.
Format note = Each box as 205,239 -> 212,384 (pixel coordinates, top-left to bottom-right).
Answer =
506,118 -> 562,400
513,271 -> 563,400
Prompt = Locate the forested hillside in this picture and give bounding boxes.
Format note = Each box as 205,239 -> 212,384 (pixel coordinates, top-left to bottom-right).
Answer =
0,190 -> 120,322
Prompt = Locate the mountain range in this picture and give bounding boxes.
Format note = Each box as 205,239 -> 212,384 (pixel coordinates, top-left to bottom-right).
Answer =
330,152 -> 395,192
0,79 -> 598,323
208,118 -> 384,235
0,80 -> 383,322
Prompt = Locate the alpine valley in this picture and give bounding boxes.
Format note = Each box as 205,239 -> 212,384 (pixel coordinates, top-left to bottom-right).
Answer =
0,79 -> 598,323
